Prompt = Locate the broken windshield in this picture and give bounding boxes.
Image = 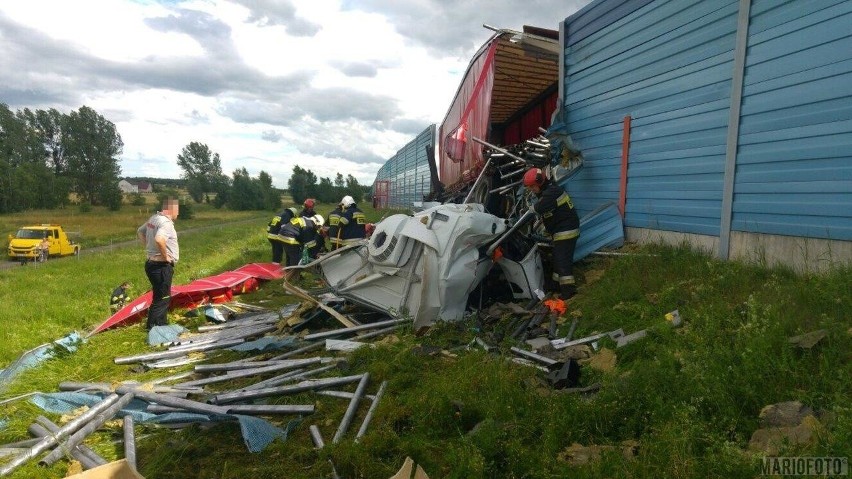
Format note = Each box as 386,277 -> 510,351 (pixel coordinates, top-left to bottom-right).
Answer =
15,229 -> 45,239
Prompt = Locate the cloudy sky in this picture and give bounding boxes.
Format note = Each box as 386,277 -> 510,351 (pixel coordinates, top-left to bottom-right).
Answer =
0,0 -> 591,188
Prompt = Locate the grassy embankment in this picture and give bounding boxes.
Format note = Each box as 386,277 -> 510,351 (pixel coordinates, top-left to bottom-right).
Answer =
0,203 -> 849,479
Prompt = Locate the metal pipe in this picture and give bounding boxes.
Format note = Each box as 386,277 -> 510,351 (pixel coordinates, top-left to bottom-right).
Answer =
123,415 -> 137,471
114,338 -> 245,364
147,404 -> 315,415
500,167 -> 526,180
309,425 -> 325,449
485,209 -> 536,257
356,325 -> 403,341
0,438 -> 40,449
268,341 -> 324,360
34,416 -> 107,468
0,393 -> 122,476
193,358 -> 325,373
237,364 -> 338,392
316,390 -> 376,401
211,374 -> 365,404
462,152 -> 495,204
58,381 -> 202,395
510,346 -> 558,367
332,373 -> 370,444
565,317 -> 579,342
303,318 -> 407,341
40,392 -> 136,467
196,312 -> 279,332
175,359 -> 327,388
115,386 -> 229,416
30,419 -> 106,470
471,137 -> 527,164
355,380 -> 388,441
489,179 -> 522,195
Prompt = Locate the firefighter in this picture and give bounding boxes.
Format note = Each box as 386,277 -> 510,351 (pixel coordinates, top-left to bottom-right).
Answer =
522,167 -> 580,299
278,215 -> 325,276
326,201 -> 345,250
267,207 -> 298,264
300,198 -> 316,218
110,281 -> 131,313
338,195 -> 367,246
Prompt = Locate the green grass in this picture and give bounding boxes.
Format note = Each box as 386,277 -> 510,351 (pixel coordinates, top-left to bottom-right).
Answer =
0,222 -> 849,479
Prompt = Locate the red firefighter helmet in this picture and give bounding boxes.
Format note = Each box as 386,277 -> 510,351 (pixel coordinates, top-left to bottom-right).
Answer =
303,198 -> 315,209
523,168 -> 545,188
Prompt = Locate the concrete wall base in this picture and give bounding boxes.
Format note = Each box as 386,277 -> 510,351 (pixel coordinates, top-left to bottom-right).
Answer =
624,227 -> 851,274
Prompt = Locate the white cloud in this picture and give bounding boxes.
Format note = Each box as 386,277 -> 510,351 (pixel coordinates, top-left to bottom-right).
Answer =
0,0 -> 592,187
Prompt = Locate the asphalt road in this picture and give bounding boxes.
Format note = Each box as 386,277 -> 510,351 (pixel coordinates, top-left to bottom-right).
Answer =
1,217 -> 264,271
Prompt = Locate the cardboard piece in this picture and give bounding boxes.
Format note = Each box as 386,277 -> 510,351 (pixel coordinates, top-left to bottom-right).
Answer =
65,459 -> 145,479
390,456 -> 431,479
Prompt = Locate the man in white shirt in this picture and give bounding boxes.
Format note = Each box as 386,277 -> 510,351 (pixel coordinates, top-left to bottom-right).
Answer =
137,198 -> 180,329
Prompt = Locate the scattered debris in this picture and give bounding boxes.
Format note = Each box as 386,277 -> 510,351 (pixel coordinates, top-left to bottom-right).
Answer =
557,440 -> 638,465
788,329 -> 828,349
759,401 -> 815,428
390,457 -> 432,479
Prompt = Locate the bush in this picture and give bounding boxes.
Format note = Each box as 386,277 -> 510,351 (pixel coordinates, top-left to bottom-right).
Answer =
78,202 -> 92,213
130,193 -> 146,206
179,200 -> 195,219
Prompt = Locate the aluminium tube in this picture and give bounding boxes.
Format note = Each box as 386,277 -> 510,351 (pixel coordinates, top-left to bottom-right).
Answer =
174,358 -> 327,388
40,392 -> 136,467
509,346 -> 558,367
35,416 -> 107,467
485,209 -> 537,257
115,386 -> 229,416
147,404 -> 315,415
114,338 -> 245,364
471,137 -> 527,164
355,380 -> 388,441
196,312 -> 280,332
462,148 -> 495,204
316,390 -> 376,401
0,393 -> 122,476
27,423 -> 100,470
332,373 -> 370,444
237,364 -> 339,392
308,425 -> 325,449
355,325 -> 403,341
268,341 -> 324,360
193,357 -> 324,373
123,415 -> 137,471
489,179 -> 522,195
303,318 -> 407,341
211,374 -> 365,405
500,166 -> 527,180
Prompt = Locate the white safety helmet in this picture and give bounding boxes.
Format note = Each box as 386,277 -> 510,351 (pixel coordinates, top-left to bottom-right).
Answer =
310,214 -> 325,227
341,195 -> 355,208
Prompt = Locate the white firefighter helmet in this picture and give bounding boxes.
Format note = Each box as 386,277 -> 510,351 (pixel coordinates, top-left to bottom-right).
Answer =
310,214 -> 325,227
341,195 -> 355,208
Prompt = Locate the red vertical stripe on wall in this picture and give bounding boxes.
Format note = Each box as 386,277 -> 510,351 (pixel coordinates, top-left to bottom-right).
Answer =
619,115 -> 631,218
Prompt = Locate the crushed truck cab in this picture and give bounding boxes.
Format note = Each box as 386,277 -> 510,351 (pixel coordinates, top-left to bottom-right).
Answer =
7,224 -> 80,261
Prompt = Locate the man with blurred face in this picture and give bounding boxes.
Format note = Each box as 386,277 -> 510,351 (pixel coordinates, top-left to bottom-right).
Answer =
138,198 -> 179,329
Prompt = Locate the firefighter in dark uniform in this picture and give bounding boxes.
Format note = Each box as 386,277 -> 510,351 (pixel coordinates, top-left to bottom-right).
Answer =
338,195 -> 367,246
300,198 -> 316,218
110,281 -> 131,313
523,167 -> 580,299
278,215 -> 325,276
267,207 -> 298,264
327,201 -> 345,250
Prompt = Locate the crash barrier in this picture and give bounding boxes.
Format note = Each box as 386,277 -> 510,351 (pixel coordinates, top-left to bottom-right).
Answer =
574,201 -> 625,262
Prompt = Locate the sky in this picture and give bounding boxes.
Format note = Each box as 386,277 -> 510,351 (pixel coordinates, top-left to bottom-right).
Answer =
0,0 -> 591,188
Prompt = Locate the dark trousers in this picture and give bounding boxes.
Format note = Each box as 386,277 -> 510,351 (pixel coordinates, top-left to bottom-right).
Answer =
552,236 -> 578,298
145,260 -> 173,329
282,243 -> 302,268
269,239 -> 284,263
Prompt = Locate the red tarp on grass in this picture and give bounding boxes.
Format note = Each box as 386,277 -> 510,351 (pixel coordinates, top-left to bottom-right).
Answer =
89,262 -> 283,335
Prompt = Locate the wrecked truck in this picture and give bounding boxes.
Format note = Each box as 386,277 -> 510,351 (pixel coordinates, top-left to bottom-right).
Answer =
315,203 -> 546,330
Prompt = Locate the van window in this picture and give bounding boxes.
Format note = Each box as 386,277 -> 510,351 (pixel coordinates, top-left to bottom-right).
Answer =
52,230 -> 58,238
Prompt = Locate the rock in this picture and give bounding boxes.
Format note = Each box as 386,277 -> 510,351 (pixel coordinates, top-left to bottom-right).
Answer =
759,401 -> 814,428
557,441 -> 639,465
551,345 -> 592,361
525,337 -> 552,351
748,415 -> 821,455
788,330 -> 828,349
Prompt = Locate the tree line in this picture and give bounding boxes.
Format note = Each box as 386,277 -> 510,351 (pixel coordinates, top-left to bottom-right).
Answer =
1,103 -> 372,214
0,104 -> 123,213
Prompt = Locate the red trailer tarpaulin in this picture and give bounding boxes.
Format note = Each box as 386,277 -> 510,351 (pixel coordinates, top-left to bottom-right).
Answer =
89,262 -> 283,335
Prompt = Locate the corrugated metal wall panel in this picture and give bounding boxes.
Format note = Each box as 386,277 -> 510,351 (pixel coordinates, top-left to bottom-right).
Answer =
372,125 -> 435,209
732,0 -> 852,240
561,0 -> 738,232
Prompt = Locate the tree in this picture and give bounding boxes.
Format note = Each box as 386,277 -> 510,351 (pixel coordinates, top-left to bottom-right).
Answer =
345,174 -> 363,203
287,165 -> 317,204
317,177 -> 335,203
257,170 -> 280,210
63,106 -> 123,205
334,173 -> 344,188
177,142 -> 224,203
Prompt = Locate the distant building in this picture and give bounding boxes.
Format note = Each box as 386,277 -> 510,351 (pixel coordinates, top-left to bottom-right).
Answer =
118,180 -> 138,194
135,181 -> 153,193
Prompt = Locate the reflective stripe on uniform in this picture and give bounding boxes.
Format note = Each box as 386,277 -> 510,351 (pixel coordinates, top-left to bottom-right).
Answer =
558,275 -> 576,285
556,192 -> 574,208
338,216 -> 350,225
353,213 -> 366,225
553,228 -> 580,241
278,236 -> 301,245
304,240 -> 317,249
